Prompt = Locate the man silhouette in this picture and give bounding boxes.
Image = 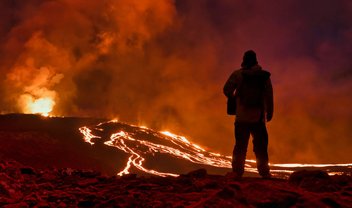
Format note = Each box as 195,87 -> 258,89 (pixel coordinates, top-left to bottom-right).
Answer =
223,50 -> 273,178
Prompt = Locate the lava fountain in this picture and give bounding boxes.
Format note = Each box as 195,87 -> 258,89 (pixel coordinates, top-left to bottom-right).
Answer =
20,94 -> 55,117
79,120 -> 352,178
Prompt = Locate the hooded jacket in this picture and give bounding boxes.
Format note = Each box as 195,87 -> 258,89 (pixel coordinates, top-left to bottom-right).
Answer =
223,65 -> 273,123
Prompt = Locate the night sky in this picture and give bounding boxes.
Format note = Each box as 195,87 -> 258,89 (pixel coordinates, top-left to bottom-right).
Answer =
0,0 -> 351,163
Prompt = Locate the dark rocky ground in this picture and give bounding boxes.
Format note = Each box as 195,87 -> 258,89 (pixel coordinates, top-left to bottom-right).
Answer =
0,160 -> 351,208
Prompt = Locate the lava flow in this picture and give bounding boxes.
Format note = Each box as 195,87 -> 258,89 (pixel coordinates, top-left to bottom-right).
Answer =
79,120 -> 352,178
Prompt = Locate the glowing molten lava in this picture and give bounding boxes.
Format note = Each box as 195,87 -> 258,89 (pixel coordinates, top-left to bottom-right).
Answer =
79,120 -> 352,178
28,97 -> 54,116
21,95 -> 55,117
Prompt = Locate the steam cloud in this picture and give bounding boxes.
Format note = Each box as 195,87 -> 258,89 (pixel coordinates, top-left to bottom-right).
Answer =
0,0 -> 351,163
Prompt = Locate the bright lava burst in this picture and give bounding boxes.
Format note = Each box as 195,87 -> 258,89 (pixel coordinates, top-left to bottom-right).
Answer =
23,96 -> 55,117
79,120 -> 352,178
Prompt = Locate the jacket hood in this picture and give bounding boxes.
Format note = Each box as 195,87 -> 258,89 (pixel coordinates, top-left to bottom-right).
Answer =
241,65 -> 271,79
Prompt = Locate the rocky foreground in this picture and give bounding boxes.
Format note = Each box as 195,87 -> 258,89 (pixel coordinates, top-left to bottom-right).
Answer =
0,160 -> 351,208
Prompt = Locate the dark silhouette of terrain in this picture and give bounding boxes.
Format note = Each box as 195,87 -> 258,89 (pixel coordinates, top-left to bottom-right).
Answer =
0,114 -> 119,175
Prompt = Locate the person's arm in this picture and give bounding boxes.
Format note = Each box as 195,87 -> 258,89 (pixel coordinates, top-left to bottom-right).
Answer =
223,72 -> 238,98
265,78 -> 274,121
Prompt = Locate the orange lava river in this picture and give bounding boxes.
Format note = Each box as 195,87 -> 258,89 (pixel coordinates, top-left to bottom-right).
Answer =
79,120 -> 352,178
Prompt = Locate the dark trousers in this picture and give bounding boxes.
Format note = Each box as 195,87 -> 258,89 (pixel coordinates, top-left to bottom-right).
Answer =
232,122 -> 270,176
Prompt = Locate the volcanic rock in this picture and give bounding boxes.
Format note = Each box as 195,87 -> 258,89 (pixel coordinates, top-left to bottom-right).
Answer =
217,186 -> 236,199
321,197 -> 342,208
185,168 -> 208,178
0,161 -> 351,207
20,167 -> 35,175
77,200 -> 95,207
76,178 -> 99,187
289,169 -> 330,183
120,173 -> 137,180
289,170 -> 340,192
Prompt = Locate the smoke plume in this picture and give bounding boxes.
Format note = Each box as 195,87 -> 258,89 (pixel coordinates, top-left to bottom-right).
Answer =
1,0 -> 351,163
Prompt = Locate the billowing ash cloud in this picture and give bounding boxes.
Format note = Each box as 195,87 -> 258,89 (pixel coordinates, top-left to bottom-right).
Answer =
0,0 -> 351,163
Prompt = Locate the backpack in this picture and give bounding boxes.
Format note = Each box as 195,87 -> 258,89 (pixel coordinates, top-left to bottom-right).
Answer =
237,70 -> 270,108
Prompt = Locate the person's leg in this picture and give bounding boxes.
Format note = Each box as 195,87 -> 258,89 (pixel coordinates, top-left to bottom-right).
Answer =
232,122 -> 250,177
251,122 -> 270,177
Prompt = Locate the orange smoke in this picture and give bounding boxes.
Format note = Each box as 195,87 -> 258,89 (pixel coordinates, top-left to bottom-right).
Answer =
4,31 -> 66,116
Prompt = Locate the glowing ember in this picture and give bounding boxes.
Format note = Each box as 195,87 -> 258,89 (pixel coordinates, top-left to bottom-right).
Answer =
79,121 -> 352,178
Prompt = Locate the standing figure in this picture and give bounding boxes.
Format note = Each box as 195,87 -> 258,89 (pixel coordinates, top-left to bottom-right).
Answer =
223,50 -> 273,178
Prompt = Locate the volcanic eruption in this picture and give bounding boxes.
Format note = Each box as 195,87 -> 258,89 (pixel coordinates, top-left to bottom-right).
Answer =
0,0 -> 351,178
0,0 -> 352,207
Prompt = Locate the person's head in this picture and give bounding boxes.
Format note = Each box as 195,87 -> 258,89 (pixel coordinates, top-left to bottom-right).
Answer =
241,50 -> 258,69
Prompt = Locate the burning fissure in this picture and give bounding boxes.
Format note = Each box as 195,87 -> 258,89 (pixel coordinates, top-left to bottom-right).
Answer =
79,120 -> 352,178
